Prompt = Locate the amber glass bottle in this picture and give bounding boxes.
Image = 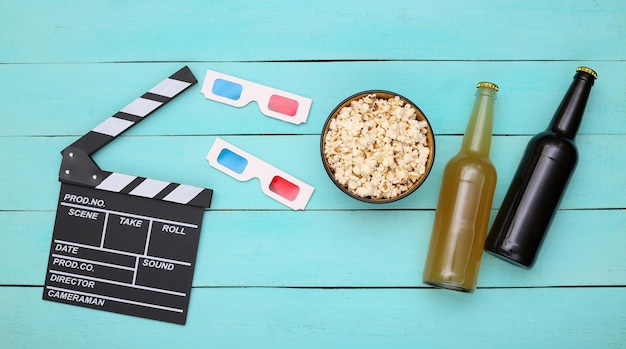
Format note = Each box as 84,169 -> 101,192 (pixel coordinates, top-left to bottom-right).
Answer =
422,82 -> 498,293
484,67 -> 597,268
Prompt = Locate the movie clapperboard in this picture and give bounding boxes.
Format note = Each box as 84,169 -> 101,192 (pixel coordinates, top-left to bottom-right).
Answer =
42,66 -> 213,325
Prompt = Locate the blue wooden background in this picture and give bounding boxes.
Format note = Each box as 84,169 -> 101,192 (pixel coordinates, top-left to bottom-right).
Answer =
1,0 -> 625,348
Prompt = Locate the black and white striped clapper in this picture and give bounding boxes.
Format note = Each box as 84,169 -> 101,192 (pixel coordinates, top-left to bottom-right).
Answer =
43,66 -> 213,325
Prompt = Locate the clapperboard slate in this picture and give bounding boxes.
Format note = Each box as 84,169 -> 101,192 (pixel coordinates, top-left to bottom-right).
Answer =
43,66 -> 213,325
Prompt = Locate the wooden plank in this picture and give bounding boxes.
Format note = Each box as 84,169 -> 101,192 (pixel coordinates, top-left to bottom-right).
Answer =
3,209 -> 624,287
1,0 -> 624,63
1,287 -> 623,348
0,61 -> 622,137
1,135 -> 623,211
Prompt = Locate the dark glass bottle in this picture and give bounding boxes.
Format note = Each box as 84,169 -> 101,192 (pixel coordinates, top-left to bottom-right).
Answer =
484,67 -> 597,268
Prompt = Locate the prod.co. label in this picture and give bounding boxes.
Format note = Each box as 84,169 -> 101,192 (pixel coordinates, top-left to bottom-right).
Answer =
52,258 -> 95,272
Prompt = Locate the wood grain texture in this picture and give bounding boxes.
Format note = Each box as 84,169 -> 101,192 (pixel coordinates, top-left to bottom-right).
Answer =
1,62 -> 624,137
2,209 -> 625,287
1,0 -> 625,62
2,287 -> 624,349
1,0 -> 625,348
1,135 -> 624,210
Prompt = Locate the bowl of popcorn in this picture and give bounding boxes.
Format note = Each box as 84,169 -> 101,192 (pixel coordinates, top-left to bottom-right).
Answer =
321,90 -> 435,203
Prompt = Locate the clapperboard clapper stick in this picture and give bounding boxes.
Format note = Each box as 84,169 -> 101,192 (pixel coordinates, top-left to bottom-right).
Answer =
43,66 -> 213,325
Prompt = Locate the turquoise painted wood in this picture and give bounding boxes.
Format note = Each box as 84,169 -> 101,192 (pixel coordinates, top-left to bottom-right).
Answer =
2,209 -> 625,287
1,0 -> 625,348
2,61 -> 625,137
3,287 -> 624,349
1,0 -> 625,62
1,135 -> 624,210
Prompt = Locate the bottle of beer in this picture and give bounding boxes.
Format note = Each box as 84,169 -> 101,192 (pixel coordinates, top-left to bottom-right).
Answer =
422,82 -> 499,293
484,67 -> 597,268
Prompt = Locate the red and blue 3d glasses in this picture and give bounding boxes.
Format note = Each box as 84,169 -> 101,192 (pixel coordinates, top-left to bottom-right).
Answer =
201,69 -> 312,125
206,138 -> 314,210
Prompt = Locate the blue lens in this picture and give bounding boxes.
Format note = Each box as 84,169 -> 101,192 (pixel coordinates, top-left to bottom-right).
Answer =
217,148 -> 248,174
212,79 -> 243,100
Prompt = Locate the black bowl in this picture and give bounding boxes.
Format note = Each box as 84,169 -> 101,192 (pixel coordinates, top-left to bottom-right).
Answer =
320,90 -> 435,203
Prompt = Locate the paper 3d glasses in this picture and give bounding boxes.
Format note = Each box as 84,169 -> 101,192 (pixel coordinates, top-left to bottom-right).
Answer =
201,69 -> 312,125
206,137 -> 314,210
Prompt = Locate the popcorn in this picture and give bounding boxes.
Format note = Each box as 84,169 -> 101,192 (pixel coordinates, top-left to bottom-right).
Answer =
323,94 -> 431,200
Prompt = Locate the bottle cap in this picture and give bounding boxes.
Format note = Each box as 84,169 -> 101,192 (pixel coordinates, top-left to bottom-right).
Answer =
576,66 -> 597,79
476,82 -> 499,91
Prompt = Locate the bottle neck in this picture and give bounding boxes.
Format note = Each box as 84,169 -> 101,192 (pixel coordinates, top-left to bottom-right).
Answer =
461,87 -> 497,156
548,71 -> 595,140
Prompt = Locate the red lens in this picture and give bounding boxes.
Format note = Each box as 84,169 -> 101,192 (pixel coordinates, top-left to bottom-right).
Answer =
268,95 -> 299,116
269,176 -> 300,201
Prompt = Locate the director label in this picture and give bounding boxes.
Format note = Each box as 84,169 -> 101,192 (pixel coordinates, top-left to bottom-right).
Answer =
50,274 -> 96,288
